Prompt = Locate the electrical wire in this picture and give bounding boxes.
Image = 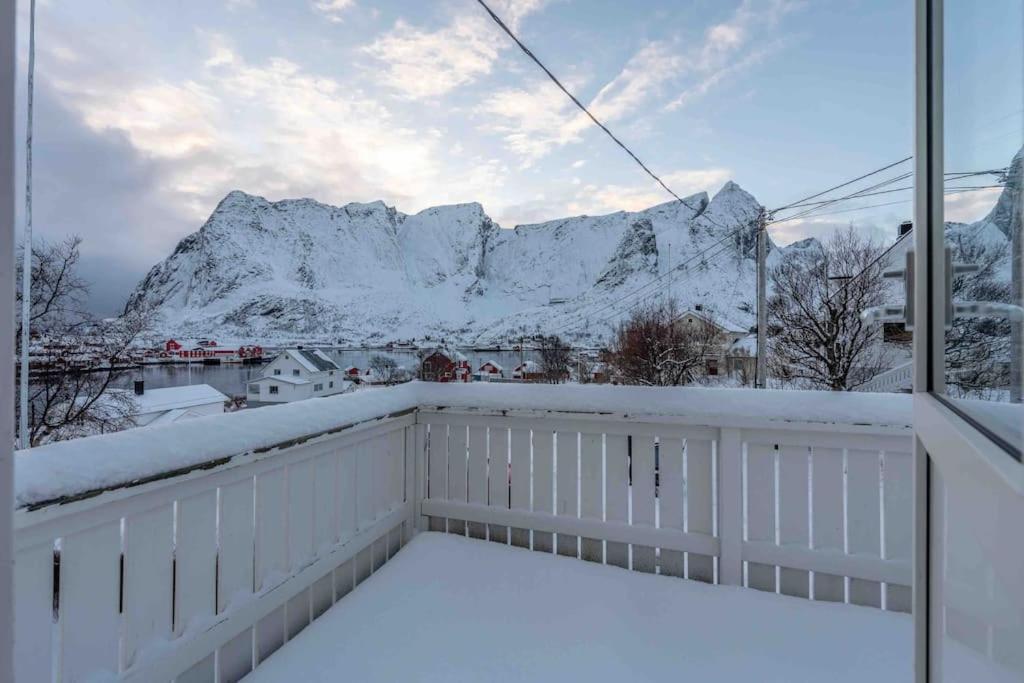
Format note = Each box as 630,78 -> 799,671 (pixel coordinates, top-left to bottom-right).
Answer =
475,0 -> 688,204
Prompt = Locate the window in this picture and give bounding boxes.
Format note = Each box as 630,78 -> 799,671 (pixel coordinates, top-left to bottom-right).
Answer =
292,369 -> 300,376
273,369 -> 281,376
314,383 -> 323,391
269,385 -> 279,395
329,381 -> 334,388
883,322 -> 912,344
706,358 -> 719,376
330,370 -> 334,376
248,384 -> 259,394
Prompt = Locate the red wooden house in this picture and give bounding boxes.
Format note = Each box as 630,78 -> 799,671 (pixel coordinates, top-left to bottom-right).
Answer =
475,360 -> 504,381
420,349 -> 471,382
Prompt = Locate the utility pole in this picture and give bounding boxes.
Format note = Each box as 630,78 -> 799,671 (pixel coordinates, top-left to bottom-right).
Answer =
755,207 -> 767,389
18,0 -> 35,448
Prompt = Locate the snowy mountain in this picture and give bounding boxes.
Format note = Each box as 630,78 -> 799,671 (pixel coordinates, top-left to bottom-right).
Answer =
128,182 -> 775,345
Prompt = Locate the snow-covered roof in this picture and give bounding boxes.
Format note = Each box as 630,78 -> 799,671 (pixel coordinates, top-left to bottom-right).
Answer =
148,408 -> 196,426
678,310 -> 747,334
729,334 -> 758,355
515,361 -> 540,373
427,347 -> 467,362
289,348 -> 340,373
130,384 -> 228,414
251,375 -> 311,386
479,360 -> 504,372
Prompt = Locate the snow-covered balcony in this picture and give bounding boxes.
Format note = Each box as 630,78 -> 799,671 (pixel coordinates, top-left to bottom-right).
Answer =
12,383 -> 915,682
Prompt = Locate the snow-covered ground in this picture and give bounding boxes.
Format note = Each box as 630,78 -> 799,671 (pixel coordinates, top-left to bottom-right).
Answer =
245,532 -> 912,683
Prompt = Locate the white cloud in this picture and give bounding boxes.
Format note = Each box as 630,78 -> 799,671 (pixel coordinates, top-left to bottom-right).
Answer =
569,168 -> 732,215
476,79 -> 587,164
364,0 -> 545,99
477,0 -> 801,164
312,0 -> 355,23
571,159 -> 586,168
666,0 -> 799,111
945,187 -> 1001,223
48,35 -> 446,222
588,41 -> 683,122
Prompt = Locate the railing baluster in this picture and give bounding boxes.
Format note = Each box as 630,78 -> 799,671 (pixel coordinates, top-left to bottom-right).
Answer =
509,428 -> 531,548
746,443 -> 777,591
605,434 -> 630,569
488,426 -> 510,544
811,447 -> 845,602
778,446 -> 810,598
687,438 -> 715,583
631,436 -> 657,573
847,449 -> 883,607
579,432 -> 603,563
659,437 -> 684,577
532,429 -> 555,554
555,430 -> 579,559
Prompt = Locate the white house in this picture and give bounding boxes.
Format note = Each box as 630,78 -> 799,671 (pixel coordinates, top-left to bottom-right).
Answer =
248,348 -> 352,406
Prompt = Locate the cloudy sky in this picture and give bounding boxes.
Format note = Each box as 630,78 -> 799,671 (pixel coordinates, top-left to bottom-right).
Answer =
12,0 -> 1021,314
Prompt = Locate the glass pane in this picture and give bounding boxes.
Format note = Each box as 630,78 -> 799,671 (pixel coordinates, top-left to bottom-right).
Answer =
942,0 -> 1023,457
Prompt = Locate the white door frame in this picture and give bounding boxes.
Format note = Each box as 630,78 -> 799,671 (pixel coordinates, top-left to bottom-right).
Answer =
0,0 -> 16,679
913,1 -> 1024,680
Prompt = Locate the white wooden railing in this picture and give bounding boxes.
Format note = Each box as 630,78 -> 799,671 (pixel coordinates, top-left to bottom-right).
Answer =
11,384 -> 913,683
856,362 -> 913,393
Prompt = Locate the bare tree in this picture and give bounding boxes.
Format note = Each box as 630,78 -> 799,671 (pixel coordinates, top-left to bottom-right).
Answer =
603,299 -> 722,386
944,234 -> 1013,397
768,226 -> 893,391
15,236 -> 155,445
536,335 -> 571,383
368,354 -> 400,385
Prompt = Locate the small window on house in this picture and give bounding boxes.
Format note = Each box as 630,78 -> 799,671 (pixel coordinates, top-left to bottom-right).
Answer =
706,358 -> 719,376
329,381 -> 334,388
293,369 -> 300,376
273,369 -> 281,376
248,384 -> 259,394
269,385 -> 279,395
330,370 -> 334,376
883,322 -> 912,344
314,383 -> 323,391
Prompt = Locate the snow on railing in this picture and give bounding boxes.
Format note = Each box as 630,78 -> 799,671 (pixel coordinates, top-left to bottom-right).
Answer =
12,383 -> 912,683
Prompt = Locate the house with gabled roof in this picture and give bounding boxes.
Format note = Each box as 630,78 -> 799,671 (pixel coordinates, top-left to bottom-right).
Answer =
419,348 -> 471,382
247,348 -> 353,406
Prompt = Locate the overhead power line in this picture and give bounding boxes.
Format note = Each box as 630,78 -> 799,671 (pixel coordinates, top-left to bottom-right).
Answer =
772,157 -> 912,212
475,0 -> 687,204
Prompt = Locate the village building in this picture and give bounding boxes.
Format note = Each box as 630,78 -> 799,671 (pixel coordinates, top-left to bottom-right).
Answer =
145,339 -> 263,364
473,360 -> 504,381
512,360 -> 544,381
247,348 -> 353,406
673,310 -> 755,379
420,349 -> 471,382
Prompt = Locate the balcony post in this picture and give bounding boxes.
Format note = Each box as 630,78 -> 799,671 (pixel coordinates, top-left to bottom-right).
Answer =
718,428 -> 743,586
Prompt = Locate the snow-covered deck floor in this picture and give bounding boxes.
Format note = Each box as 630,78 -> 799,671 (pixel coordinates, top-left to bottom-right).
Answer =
245,532 -> 911,682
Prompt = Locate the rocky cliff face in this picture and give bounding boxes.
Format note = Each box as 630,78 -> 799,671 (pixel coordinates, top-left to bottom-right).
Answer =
129,182 -> 774,344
